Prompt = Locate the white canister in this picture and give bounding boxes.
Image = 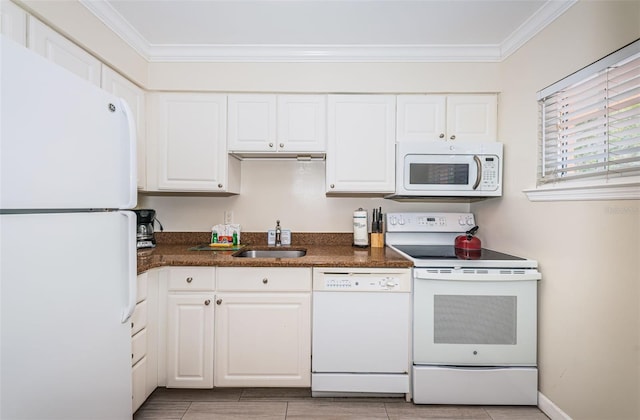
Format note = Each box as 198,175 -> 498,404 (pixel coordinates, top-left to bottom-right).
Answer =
353,208 -> 369,247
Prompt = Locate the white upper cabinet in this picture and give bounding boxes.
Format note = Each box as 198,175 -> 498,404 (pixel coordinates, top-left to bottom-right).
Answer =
1,0 -> 27,46
445,94 -> 497,141
326,94 -> 396,194
396,95 -> 446,142
228,94 -> 326,157
276,95 -> 326,154
397,94 -> 497,142
147,92 -> 240,193
27,16 -> 101,86
102,67 -> 146,190
228,94 -> 276,152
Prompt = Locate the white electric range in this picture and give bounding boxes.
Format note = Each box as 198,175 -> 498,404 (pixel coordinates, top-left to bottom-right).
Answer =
386,212 -> 542,405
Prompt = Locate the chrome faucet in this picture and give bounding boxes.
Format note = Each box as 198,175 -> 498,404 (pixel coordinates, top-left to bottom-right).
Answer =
275,220 -> 282,247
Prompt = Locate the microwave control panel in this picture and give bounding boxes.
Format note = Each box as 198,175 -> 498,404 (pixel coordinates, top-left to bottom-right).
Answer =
479,156 -> 500,190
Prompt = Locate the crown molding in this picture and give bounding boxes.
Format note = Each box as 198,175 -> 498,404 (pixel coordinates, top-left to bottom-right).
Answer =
501,0 -> 577,58
80,0 -> 576,63
144,44 -> 504,63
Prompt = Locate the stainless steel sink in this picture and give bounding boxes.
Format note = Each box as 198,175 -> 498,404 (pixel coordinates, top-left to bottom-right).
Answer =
233,249 -> 307,258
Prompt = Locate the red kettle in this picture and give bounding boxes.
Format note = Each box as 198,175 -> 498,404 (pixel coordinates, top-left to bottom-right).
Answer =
455,226 -> 481,251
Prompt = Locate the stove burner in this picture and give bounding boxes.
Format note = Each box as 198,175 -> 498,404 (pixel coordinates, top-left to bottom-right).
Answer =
393,245 -> 525,261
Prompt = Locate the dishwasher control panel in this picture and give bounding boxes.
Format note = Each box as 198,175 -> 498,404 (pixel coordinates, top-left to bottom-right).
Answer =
313,268 -> 411,292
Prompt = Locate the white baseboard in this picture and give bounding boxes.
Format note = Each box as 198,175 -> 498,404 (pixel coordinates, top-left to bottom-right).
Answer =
538,392 -> 572,420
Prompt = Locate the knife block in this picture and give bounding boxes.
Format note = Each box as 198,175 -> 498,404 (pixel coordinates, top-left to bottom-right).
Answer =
370,233 -> 384,248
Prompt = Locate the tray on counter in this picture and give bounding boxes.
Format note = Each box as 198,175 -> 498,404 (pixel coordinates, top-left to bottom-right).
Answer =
188,244 -> 246,251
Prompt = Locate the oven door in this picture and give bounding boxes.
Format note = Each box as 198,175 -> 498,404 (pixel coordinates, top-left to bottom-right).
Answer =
413,269 -> 539,366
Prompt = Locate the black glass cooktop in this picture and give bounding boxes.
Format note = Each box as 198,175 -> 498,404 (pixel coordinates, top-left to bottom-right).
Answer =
393,245 -> 525,261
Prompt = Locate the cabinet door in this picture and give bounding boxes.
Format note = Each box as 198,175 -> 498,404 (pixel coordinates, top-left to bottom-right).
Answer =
1,0 -> 27,46
277,95 -> 326,152
102,66 -> 146,190
396,95 -> 446,142
27,16 -> 101,86
150,93 -> 238,192
326,95 -> 396,193
166,294 -> 214,388
446,94 -> 497,142
228,94 -> 277,152
214,293 -> 311,387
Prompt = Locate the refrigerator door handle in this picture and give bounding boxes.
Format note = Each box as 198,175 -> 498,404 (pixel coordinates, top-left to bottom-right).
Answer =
119,98 -> 137,209
121,211 -> 137,323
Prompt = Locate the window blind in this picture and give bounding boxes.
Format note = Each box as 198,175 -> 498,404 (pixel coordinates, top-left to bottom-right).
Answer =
537,40 -> 640,185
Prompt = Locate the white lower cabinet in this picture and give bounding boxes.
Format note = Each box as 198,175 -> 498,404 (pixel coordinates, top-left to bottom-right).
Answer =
132,270 -> 159,413
131,357 -> 147,411
214,267 -> 312,387
164,267 -> 215,388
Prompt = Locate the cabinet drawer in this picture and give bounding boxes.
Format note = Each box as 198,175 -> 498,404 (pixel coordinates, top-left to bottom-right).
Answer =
137,272 -> 148,303
131,328 -> 147,366
131,300 -> 147,336
132,356 -> 147,412
167,267 -> 215,291
217,267 -> 311,291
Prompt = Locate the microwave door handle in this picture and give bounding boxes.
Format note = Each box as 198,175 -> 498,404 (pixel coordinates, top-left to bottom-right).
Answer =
472,155 -> 482,190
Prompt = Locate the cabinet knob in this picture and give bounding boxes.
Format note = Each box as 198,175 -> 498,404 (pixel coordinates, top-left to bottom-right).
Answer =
279,143 -> 284,148
262,278 -> 268,284
218,183 -> 223,188
450,135 -> 456,140
439,133 -> 445,138
186,277 -> 193,283
216,299 -> 222,305
204,299 -> 211,306
131,322 -> 134,329
330,184 -> 335,189
269,142 -> 274,148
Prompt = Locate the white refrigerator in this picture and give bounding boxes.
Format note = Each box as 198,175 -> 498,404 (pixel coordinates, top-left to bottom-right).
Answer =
0,36 -> 137,419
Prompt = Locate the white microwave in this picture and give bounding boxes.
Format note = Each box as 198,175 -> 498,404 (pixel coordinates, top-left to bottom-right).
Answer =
388,141 -> 503,199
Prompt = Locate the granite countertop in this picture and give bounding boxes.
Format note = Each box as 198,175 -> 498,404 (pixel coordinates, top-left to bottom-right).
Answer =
137,232 -> 413,274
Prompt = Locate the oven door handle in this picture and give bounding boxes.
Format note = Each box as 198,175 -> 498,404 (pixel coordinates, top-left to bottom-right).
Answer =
414,271 -> 541,281
472,155 -> 482,190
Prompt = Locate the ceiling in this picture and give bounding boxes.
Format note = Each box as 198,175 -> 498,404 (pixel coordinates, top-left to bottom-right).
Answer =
80,0 -> 576,63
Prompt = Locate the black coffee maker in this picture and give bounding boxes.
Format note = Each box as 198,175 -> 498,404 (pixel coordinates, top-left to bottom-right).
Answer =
134,209 -> 163,249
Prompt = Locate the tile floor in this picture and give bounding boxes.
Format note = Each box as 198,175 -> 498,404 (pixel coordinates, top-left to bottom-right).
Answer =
134,387 -> 550,420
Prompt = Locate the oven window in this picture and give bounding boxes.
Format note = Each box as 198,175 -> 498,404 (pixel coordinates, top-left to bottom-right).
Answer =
409,163 -> 469,185
434,295 -> 517,345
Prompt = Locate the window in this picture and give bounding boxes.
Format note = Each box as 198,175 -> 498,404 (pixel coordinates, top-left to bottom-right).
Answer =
528,39 -> 640,201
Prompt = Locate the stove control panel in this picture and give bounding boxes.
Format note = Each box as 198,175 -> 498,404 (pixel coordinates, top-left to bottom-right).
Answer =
386,212 -> 475,233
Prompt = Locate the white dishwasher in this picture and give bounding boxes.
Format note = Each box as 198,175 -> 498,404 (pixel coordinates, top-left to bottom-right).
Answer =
311,267 -> 412,398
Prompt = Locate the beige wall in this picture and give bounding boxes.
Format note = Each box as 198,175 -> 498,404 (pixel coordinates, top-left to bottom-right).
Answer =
146,61 -> 500,93
139,160 -> 470,232
473,1 -> 640,419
